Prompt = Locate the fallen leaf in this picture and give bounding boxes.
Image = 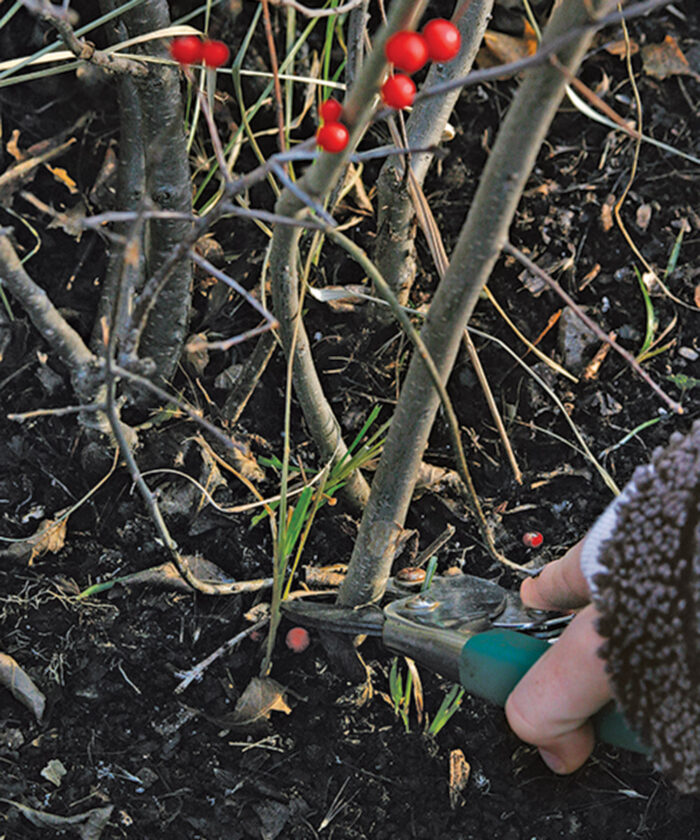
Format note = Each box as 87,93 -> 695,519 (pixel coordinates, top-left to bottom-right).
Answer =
449,749 -> 471,809
642,35 -> 699,81
2,800 -> 113,840
636,203 -> 652,231
44,164 -> 78,194
0,653 -> 46,721
183,333 -> 210,377
604,39 -> 639,58
41,758 -> 68,787
307,283 -> 370,313
225,677 -> 291,731
6,129 -> 23,161
694,285 -> 700,308
478,20 -> 537,68
303,563 -> 347,588
600,193 -> 615,232
0,515 -> 67,564
46,200 -> 87,241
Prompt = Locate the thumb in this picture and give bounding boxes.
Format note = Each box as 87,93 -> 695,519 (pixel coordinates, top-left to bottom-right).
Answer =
505,604 -> 612,774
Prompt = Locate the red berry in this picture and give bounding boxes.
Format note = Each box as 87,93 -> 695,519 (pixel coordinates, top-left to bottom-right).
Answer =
422,19 -> 461,63
170,36 -> 203,66
385,30 -> 429,74
381,74 -> 416,110
316,121 -> 349,153
522,531 -> 544,549
319,98 -> 343,123
286,627 -> 310,653
202,39 -> 230,68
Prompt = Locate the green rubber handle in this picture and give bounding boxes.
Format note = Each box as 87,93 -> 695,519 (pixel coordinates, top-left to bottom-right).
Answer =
459,629 -> 647,755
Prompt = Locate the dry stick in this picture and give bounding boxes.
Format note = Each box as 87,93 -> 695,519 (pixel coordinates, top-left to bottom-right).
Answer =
270,0 -> 366,16
26,0 -> 147,76
174,618 -> 269,693
502,243 -> 683,414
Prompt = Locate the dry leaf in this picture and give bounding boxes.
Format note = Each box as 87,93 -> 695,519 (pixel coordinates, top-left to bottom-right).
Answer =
600,193 -> 615,233
44,164 -> 78,194
0,653 -> 46,721
303,563 -> 347,588
41,758 -> 68,787
642,35 -> 699,81
604,39 -> 639,58
479,20 -> 537,68
583,332 -> 615,380
636,203 -> 652,231
404,658 -> 423,725
449,749 -> 471,809
2,800 -> 113,840
6,129 -> 23,161
225,677 -> 292,731
0,516 -> 67,564
694,285 -> 700,308
307,283 -> 370,313
46,200 -> 86,241
184,333 -> 210,376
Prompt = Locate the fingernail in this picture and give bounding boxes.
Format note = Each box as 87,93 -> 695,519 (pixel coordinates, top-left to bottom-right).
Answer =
539,749 -> 566,774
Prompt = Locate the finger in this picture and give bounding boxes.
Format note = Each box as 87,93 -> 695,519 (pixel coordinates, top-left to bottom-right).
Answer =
505,604 -> 612,775
520,539 -> 591,611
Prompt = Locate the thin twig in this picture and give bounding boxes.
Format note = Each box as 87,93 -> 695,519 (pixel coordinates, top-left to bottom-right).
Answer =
23,0 -> 147,76
174,618 -> 269,693
502,243 -> 683,414
8,403 -> 105,421
270,0 -> 365,16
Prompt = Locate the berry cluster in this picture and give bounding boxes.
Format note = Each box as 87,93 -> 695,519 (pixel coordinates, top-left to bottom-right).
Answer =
381,19 -> 461,110
170,36 -> 230,68
316,97 -> 349,153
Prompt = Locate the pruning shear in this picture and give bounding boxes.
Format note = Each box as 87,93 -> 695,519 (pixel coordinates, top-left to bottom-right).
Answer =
282,573 -> 645,754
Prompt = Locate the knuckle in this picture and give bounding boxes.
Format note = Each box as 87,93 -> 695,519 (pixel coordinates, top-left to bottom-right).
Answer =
505,691 -> 552,745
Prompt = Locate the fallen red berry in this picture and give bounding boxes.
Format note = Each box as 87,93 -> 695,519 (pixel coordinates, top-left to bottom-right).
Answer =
319,98 -> 343,123
202,39 -> 230,68
286,626 -> 310,653
422,19 -> 461,63
316,121 -> 349,153
385,30 -> 428,73
381,74 -> 416,110
522,531 -> 544,548
170,36 -> 203,66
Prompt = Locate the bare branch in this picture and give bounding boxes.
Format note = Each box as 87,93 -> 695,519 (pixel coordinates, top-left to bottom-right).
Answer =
268,0 -> 365,18
22,0 -> 148,76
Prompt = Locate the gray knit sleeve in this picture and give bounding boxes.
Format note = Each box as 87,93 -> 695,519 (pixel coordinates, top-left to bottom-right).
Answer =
579,421 -> 700,794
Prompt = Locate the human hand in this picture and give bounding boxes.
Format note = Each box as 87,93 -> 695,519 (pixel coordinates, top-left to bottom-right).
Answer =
505,540 -> 613,775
